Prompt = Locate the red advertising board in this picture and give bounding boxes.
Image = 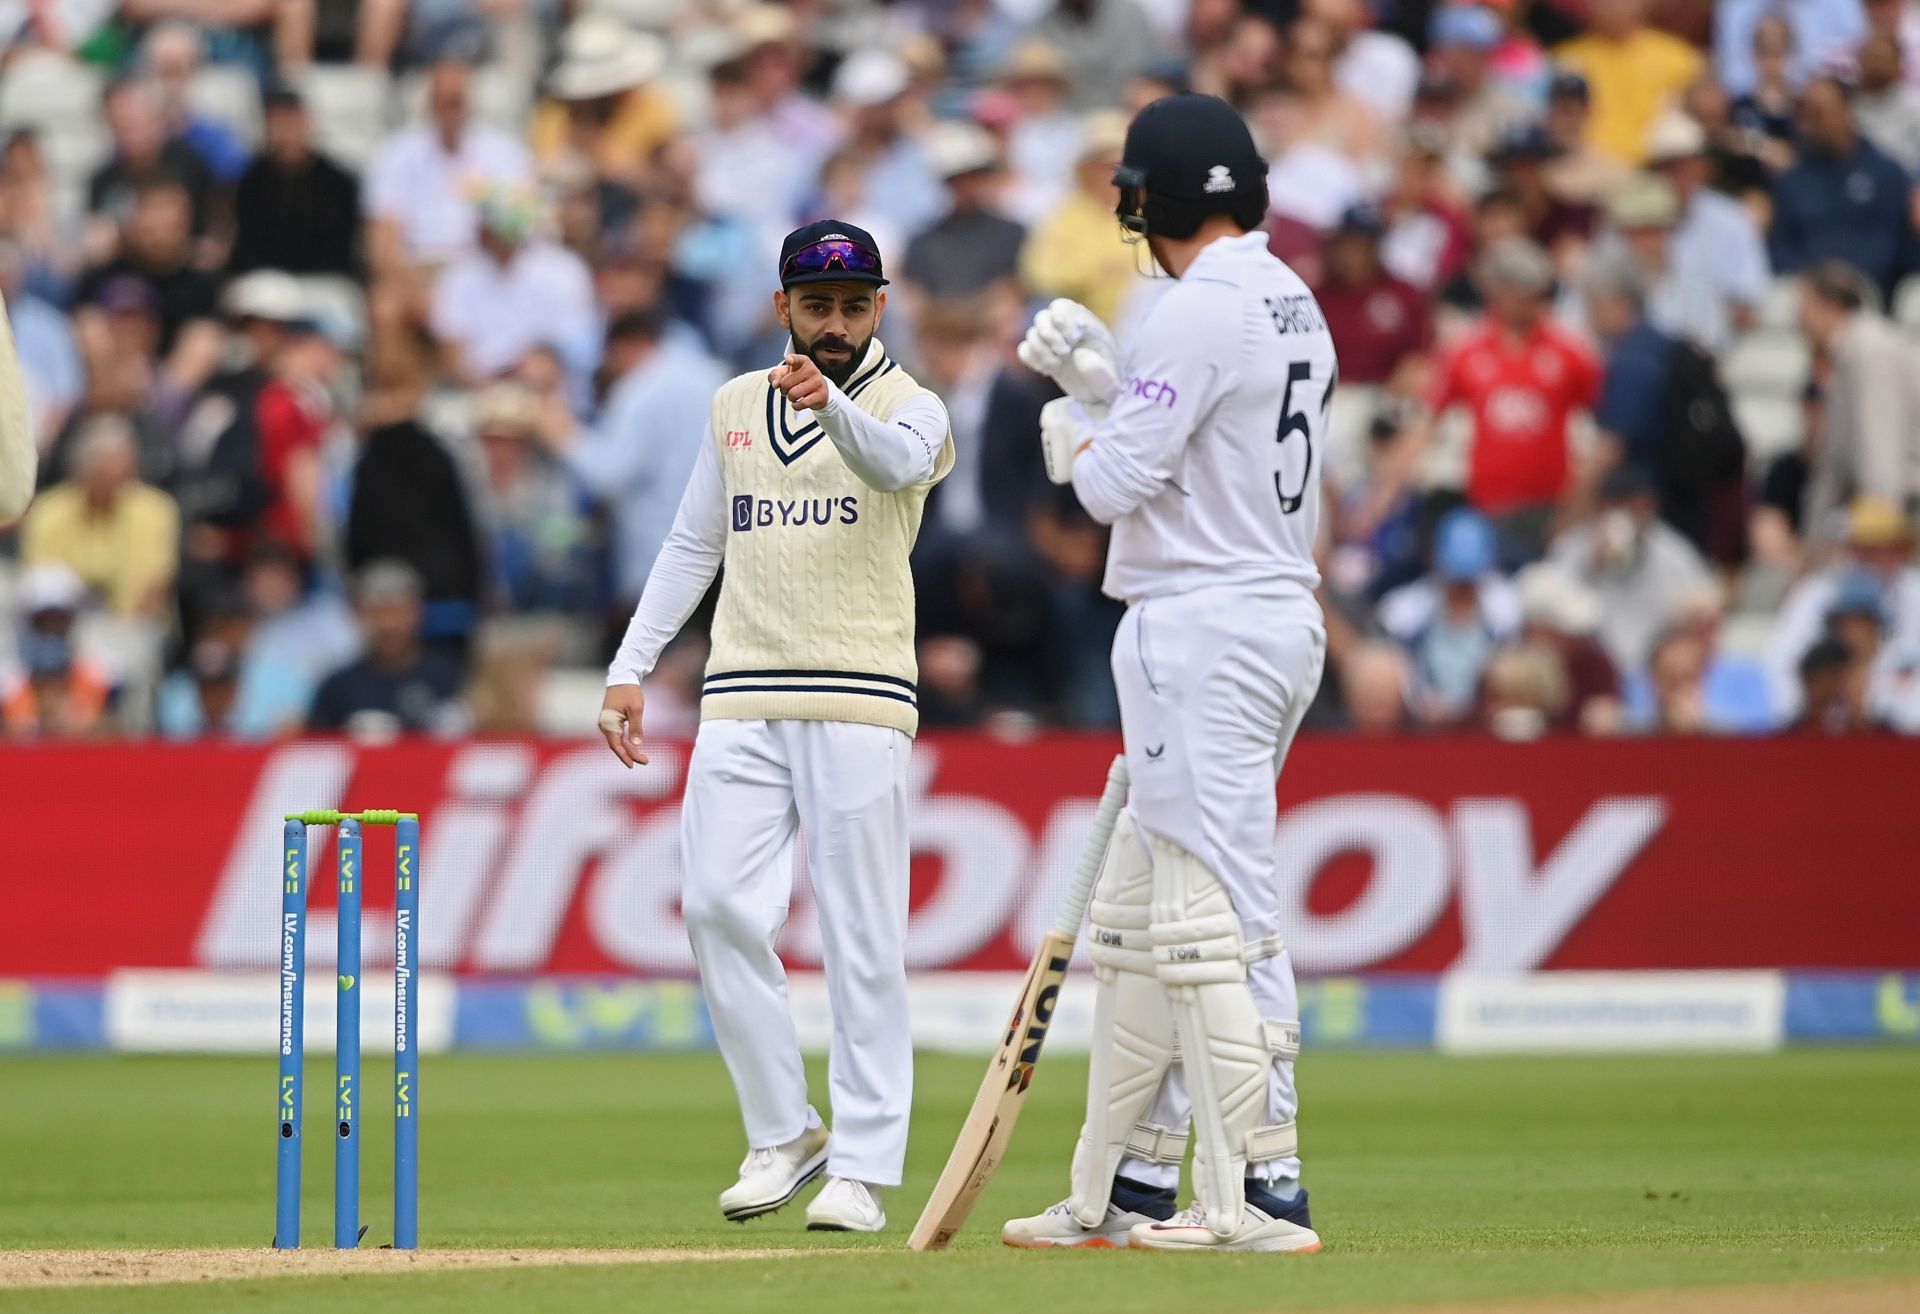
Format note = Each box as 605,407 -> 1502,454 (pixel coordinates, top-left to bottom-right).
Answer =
2,736 -> 1916,977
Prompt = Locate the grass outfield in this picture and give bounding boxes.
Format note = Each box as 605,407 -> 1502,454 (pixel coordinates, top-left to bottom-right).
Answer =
1,1049 -> 1917,1311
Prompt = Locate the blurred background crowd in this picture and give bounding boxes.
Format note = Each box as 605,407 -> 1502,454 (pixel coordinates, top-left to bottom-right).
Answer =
1,0 -> 1918,742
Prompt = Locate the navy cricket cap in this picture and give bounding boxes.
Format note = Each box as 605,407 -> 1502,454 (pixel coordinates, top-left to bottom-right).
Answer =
1118,94 -> 1266,204
777,220 -> 889,289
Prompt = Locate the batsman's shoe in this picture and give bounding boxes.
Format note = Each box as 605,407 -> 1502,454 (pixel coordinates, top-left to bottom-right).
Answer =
719,1125 -> 830,1222
805,1177 -> 886,1232
1129,1184 -> 1321,1254
1001,1175 -> 1178,1249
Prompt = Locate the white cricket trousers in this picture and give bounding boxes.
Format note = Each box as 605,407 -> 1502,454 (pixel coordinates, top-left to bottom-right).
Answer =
679,716 -> 914,1186
1109,584 -> 1326,1189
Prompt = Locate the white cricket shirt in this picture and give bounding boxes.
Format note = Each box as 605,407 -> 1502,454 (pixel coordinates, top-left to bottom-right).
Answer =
1071,231 -> 1336,604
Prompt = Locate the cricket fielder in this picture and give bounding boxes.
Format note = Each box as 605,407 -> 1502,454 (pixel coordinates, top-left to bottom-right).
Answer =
597,221 -> 952,1232
0,290 -> 36,521
1001,94 -> 1333,1253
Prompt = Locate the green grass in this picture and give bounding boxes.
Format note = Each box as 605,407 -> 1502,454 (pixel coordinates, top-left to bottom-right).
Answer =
2,1049 -> 1918,1312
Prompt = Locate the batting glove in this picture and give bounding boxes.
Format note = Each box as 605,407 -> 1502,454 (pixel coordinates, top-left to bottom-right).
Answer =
1039,397 -> 1093,485
1018,299 -> 1121,414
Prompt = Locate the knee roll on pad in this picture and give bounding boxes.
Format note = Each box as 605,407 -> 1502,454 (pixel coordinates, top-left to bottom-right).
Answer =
1070,813 -> 1180,1227
1145,833 -> 1271,1240
1087,812 -> 1156,980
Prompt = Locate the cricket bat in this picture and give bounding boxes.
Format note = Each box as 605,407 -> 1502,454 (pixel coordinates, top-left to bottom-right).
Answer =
906,754 -> 1129,1251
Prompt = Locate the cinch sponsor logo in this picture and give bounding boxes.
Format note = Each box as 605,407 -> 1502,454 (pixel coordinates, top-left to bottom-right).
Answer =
1126,376 -> 1178,407
731,494 -> 859,532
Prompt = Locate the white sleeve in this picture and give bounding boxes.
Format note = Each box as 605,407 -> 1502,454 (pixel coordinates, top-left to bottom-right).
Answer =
605,439 -> 726,686
1070,286 -> 1234,525
0,293 -> 35,520
816,382 -> 948,491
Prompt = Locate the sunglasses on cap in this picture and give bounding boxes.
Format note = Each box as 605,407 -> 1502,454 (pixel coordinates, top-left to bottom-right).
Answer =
780,237 -> 885,282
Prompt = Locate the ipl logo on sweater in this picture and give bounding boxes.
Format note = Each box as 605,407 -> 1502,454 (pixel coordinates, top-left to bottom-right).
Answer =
732,494 -> 860,531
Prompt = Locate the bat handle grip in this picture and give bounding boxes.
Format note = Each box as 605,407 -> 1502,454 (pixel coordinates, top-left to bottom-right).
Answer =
1052,755 -> 1129,940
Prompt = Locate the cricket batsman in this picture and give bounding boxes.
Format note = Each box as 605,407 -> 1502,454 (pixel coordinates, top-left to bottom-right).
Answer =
1001,94 -> 1333,1253
596,221 -> 952,1232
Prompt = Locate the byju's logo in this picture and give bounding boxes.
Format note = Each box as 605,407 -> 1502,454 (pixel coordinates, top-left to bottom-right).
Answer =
730,495 -> 860,532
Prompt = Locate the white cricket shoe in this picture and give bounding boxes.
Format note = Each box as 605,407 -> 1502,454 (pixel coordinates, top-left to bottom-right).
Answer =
1129,1201 -> 1322,1253
805,1177 -> 886,1232
1001,1199 -> 1161,1249
718,1125 -> 830,1222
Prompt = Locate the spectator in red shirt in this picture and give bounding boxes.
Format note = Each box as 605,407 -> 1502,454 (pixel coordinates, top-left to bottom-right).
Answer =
255,317 -> 347,562
1315,203 -> 1433,394
1397,237 -> 1602,566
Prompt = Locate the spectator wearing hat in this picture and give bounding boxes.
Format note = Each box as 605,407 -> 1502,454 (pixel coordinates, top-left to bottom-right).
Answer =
1304,0 -> 1420,125
1554,0 -> 1703,165
1428,4 -> 1535,163
1854,31 -> 1920,173
1644,111 -> 1770,338
467,382 -> 601,616
998,39 -> 1082,226
229,87 -> 361,278
1769,76 -> 1914,295
1024,0 -> 1162,112
1797,260 -> 1920,538
539,307 -> 725,609
1549,464 -> 1716,673
1543,68 -> 1631,208
1604,171 -> 1736,350
430,184 -> 599,395
831,49 -> 945,243
730,5 -> 839,165
1492,122 -> 1597,261
1514,560 -> 1623,734
904,121 -> 1026,303
1019,111 -> 1139,326
0,563 -> 118,740
1766,496 -> 1920,722
529,16 -> 675,189
1313,204 -> 1432,394
1714,0 -> 1867,100
308,560 -> 467,736
1401,237 -> 1601,564
364,58 -> 535,272
20,416 -> 179,620
1379,506 -> 1523,725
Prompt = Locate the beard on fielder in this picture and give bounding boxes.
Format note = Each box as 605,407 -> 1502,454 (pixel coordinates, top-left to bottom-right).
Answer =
597,220 -> 953,1236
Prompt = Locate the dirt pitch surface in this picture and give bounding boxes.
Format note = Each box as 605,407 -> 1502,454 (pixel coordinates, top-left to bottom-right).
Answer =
0,1246 -> 812,1289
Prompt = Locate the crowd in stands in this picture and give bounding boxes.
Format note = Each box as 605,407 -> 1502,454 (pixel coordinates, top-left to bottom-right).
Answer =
1,0 -> 1918,742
